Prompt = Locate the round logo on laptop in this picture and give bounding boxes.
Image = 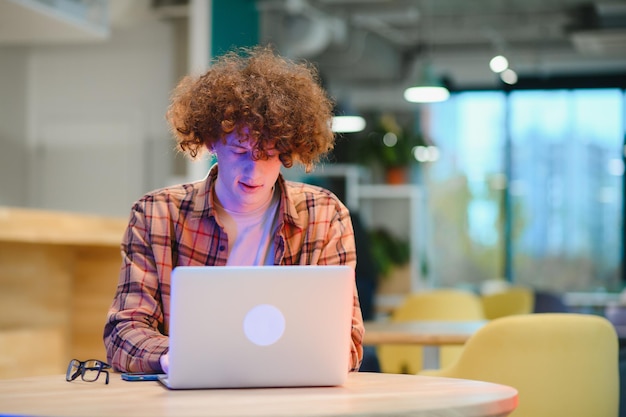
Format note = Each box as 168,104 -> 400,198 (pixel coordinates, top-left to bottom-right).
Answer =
243,304 -> 286,346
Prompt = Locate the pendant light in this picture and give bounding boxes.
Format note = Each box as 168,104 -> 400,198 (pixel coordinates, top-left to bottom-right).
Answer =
403,0 -> 449,104
331,98 -> 366,133
332,115 -> 366,133
403,62 -> 450,103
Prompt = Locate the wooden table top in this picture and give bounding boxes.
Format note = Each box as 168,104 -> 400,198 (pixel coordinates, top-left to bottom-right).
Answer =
363,320 -> 488,345
0,372 -> 517,417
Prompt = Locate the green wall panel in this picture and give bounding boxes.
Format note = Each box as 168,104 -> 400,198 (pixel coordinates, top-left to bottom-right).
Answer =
212,0 -> 259,57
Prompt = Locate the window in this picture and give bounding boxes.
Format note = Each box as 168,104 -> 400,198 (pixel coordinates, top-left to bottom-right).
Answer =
425,88 -> 625,292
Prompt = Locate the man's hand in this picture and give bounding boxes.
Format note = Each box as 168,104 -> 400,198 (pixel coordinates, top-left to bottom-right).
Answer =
160,353 -> 169,373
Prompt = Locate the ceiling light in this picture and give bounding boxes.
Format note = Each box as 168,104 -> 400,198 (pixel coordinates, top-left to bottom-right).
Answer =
500,69 -> 518,85
403,63 -> 450,103
404,86 -> 450,103
331,115 -> 366,133
489,55 -> 509,73
412,145 -> 440,163
382,132 -> 398,147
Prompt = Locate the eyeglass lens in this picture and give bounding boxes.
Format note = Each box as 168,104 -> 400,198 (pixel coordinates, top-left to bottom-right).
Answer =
66,359 -> 82,382
66,359 -> 109,384
81,360 -> 102,382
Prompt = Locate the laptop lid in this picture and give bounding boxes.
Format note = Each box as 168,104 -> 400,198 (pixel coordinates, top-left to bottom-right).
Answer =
162,265 -> 354,389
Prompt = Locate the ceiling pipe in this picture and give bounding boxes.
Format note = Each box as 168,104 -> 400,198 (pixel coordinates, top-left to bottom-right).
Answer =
258,0 -> 347,58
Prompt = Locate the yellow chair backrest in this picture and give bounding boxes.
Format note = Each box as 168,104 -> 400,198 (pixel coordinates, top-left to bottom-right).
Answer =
422,313 -> 619,417
392,289 -> 485,321
377,288 -> 485,374
481,286 -> 534,320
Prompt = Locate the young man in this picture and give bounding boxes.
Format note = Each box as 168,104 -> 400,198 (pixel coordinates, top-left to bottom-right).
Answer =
103,45 -> 364,374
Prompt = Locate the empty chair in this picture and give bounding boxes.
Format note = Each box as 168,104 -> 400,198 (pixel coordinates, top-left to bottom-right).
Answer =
421,313 -> 619,417
481,286 -> 534,320
377,288 -> 485,374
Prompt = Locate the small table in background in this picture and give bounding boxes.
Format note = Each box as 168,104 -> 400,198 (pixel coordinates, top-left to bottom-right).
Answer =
363,320 -> 487,369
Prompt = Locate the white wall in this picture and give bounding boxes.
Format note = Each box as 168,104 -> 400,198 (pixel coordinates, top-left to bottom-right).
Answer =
0,14 -> 178,217
0,47 -> 29,207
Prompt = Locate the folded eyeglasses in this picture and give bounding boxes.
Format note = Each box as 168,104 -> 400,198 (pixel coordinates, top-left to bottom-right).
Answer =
65,359 -> 111,385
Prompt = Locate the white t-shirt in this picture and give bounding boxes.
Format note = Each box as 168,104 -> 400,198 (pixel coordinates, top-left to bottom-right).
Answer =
215,187 -> 280,266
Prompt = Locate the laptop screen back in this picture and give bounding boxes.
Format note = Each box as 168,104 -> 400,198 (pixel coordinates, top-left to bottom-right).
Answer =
164,265 -> 354,389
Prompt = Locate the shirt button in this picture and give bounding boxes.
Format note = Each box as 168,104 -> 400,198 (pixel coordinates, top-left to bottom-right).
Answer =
219,245 -> 226,251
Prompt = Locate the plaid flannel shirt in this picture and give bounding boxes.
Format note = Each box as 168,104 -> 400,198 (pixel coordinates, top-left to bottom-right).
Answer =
103,165 -> 364,373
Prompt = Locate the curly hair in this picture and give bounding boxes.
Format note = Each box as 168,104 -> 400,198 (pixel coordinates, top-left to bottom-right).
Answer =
166,45 -> 336,172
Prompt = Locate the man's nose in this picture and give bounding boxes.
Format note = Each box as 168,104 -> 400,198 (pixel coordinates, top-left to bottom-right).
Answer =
242,153 -> 263,173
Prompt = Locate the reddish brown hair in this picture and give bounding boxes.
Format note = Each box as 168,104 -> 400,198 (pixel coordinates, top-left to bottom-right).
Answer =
166,45 -> 335,171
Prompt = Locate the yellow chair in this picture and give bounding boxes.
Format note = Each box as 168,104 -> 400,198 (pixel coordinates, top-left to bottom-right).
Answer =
481,286 -> 534,319
377,288 -> 485,374
421,313 -> 619,417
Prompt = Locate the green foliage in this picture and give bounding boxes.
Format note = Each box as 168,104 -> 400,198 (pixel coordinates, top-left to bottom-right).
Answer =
368,228 -> 410,279
354,114 -> 426,169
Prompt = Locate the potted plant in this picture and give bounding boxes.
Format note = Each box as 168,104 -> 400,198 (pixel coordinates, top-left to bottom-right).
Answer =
368,228 -> 411,279
353,113 -> 426,184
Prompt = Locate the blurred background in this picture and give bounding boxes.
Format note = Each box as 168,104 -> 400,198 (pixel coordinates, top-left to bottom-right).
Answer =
1,0 -> 626,313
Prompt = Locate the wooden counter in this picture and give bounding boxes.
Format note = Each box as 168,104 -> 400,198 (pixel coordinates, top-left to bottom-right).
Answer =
0,206 -> 127,378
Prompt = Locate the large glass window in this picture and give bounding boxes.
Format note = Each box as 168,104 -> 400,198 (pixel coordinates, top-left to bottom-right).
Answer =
509,89 -> 624,292
425,88 -> 625,292
425,92 -> 507,288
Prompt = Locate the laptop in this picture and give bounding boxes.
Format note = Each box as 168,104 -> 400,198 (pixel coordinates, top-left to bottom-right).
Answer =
159,265 -> 354,390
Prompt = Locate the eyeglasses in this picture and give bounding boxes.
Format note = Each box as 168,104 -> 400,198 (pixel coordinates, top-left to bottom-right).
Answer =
66,359 -> 111,385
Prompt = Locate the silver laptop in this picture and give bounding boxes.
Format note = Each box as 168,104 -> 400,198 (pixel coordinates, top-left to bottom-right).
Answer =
159,265 -> 354,389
